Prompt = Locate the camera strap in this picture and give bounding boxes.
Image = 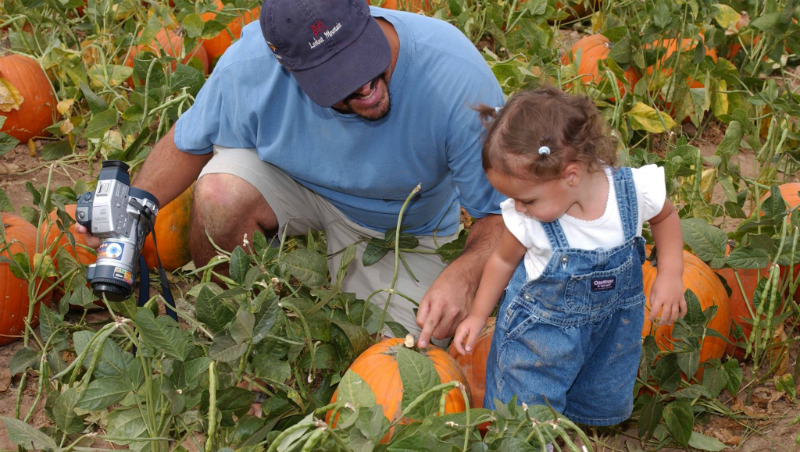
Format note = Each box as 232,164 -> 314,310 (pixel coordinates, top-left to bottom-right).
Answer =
134,201 -> 178,321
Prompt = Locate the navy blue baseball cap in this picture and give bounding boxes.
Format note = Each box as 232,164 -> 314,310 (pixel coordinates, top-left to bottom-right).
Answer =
260,0 -> 392,108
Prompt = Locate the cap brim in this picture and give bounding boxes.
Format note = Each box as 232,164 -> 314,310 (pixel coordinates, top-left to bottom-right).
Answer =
291,18 -> 391,108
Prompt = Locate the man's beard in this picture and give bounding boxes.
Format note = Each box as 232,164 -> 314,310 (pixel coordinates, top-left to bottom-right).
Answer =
342,75 -> 391,121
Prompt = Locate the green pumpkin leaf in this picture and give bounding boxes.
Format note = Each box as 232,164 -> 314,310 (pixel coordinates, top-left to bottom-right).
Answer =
701,359 -> 728,398
638,395 -> 664,441
681,218 -> 727,262
134,308 -> 189,361
396,345 -> 442,419
106,408 -> 148,446
9,347 -> 41,375
76,377 -> 131,410
1,417 -> 58,451
73,330 -> 132,378
53,387 -> 84,434
281,248 -> 329,288
663,399 -> 693,446
688,431 -> 727,451
195,285 -> 236,334
363,238 -> 391,266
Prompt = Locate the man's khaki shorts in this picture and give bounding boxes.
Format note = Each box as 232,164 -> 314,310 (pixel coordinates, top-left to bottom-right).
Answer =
199,146 -> 458,336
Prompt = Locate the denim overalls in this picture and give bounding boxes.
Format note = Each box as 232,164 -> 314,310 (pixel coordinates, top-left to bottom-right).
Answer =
483,167 -> 647,426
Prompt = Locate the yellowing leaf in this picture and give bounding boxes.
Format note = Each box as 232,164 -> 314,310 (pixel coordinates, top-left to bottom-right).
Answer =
712,79 -> 729,117
57,99 -> 75,115
712,4 -> 742,31
28,139 -> 36,157
0,78 -> 24,112
627,102 -> 677,133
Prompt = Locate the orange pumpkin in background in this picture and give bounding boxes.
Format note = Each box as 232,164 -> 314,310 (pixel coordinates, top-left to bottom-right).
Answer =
758,183 -> 800,302
562,34 -> 639,98
0,54 -> 57,143
645,37 -> 718,90
141,184 -> 195,270
0,214 -> 54,345
327,336 -> 470,438
124,28 -> 210,87
714,265 -> 768,359
200,0 -> 261,62
43,205 -> 96,268
641,249 -> 731,371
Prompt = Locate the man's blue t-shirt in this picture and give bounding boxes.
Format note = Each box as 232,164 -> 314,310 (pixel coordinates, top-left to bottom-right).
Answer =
174,7 -> 505,236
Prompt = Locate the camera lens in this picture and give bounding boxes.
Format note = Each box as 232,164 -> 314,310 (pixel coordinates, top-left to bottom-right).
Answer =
101,160 -> 130,171
91,282 -> 131,302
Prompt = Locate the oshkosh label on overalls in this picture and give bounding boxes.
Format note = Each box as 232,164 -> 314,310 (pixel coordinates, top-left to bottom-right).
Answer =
591,276 -> 616,292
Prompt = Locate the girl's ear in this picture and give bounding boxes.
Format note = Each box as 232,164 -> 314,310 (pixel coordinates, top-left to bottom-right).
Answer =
564,163 -> 581,186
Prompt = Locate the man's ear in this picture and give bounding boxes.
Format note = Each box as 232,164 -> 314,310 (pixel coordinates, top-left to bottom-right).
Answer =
563,162 -> 581,186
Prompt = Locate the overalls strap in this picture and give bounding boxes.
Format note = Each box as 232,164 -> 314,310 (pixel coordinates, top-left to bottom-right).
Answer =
542,217 -> 570,250
612,167 -> 638,241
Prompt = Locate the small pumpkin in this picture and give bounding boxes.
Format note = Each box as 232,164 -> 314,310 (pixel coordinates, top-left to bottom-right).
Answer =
0,213 -> 54,345
326,336 -> 470,439
141,184 -> 195,270
200,0 -> 261,62
124,28 -> 210,87
0,54 -> 57,143
641,249 -> 732,369
562,34 -> 639,98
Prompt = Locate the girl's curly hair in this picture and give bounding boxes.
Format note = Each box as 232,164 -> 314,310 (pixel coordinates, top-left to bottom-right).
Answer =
478,87 -> 616,181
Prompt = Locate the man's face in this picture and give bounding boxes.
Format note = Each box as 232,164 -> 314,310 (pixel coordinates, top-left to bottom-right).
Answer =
332,74 -> 391,120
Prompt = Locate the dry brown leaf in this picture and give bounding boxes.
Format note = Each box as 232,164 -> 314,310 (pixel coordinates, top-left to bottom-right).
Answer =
731,397 -> 767,418
0,367 -> 11,392
724,435 -> 742,445
769,326 -> 789,376
0,77 -> 24,112
60,119 -> 74,135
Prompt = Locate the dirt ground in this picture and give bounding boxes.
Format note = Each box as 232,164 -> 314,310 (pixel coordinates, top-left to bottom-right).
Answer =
1,129 -> 800,451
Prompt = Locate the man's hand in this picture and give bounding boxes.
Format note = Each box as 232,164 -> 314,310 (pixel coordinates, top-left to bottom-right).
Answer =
74,224 -> 102,249
416,261 -> 473,348
416,214 -> 504,348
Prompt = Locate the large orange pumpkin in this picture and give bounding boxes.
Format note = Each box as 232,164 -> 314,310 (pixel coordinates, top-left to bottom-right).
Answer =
447,317 -> 494,409
200,1 -> 260,62
124,28 -> 210,87
141,184 -> 194,270
0,214 -> 54,345
641,249 -> 731,368
0,54 -> 57,143
562,34 -> 639,98
327,337 -> 470,434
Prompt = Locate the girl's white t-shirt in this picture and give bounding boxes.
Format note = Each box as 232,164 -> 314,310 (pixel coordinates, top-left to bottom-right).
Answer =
501,165 -> 667,280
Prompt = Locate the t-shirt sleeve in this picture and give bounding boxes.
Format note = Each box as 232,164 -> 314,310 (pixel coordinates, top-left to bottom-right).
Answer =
500,198 -> 534,248
444,66 -> 506,219
632,164 -> 667,223
173,66 -> 248,154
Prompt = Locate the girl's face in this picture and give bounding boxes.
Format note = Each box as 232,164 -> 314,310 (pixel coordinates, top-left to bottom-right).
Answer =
487,169 -> 576,223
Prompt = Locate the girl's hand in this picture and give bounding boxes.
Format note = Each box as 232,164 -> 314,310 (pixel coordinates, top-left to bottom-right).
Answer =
648,275 -> 687,325
452,315 -> 488,355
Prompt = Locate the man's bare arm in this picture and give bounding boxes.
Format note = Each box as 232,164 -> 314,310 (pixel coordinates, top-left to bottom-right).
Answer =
416,213 -> 504,347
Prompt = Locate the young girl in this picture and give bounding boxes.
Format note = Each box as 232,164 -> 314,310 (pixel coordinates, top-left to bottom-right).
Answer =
453,87 -> 686,426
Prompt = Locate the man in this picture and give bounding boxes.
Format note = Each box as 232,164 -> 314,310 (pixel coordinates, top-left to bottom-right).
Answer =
78,0 -> 505,347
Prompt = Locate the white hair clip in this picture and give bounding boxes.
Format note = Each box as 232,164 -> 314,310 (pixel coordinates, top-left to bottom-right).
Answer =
494,106 -> 502,113
538,146 -> 551,155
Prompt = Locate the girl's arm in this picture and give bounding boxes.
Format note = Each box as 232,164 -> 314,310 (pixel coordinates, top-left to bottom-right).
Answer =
647,199 -> 687,325
453,226 -> 527,354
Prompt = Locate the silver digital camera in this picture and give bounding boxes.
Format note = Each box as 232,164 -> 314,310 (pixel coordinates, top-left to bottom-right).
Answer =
76,161 -> 159,301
